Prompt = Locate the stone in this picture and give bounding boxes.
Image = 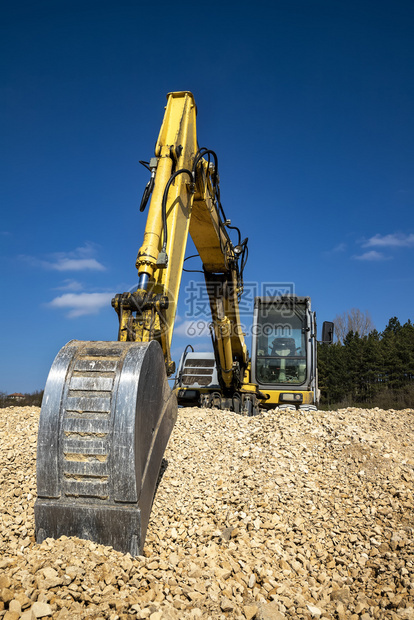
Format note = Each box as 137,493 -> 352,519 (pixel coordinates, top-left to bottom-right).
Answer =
244,604 -> 259,619
0,589 -> 14,604
1,405 -> 414,620
258,602 -> 287,619
31,602 -> 53,618
221,527 -> 234,541
41,568 -> 58,580
4,612 -> 21,620
0,577 -> 12,589
8,600 -> 22,613
220,597 -> 235,612
330,587 -> 350,604
14,592 -> 32,610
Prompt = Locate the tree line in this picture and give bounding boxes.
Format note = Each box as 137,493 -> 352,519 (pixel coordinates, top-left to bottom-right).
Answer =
0,391 -> 44,408
1,311 -> 413,411
318,316 -> 414,409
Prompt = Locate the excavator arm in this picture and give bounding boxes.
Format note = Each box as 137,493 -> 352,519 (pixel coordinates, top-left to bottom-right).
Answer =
35,91 -> 251,556
112,91 -> 249,389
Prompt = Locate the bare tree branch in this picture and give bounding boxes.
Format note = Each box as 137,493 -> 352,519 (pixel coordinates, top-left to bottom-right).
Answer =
333,308 -> 375,343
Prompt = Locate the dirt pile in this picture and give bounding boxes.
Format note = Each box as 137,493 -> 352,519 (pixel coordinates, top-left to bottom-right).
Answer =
0,405 -> 413,619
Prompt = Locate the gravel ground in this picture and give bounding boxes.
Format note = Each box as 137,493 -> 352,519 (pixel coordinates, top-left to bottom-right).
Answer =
0,405 -> 413,620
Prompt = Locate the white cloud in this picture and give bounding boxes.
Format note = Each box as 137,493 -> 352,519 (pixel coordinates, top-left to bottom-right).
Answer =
353,250 -> 390,261
48,292 -> 113,318
363,233 -> 414,248
54,279 -> 84,291
21,243 -> 106,272
49,257 -> 105,271
323,242 -> 346,256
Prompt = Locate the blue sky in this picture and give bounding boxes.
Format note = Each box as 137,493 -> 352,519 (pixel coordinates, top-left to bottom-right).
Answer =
1,0 -> 413,393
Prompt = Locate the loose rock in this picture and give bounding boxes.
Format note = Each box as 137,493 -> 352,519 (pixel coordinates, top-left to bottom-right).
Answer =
0,405 -> 413,618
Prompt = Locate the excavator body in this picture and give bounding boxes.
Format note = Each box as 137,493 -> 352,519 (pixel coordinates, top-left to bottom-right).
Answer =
36,91 -> 332,555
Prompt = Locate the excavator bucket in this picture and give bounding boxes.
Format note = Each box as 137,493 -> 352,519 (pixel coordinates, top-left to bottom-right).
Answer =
35,339 -> 177,556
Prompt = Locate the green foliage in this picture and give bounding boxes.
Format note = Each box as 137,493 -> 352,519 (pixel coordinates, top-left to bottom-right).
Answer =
318,317 -> 414,409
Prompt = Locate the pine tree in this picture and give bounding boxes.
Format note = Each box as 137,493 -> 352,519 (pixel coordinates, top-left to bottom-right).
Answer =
318,315 -> 414,409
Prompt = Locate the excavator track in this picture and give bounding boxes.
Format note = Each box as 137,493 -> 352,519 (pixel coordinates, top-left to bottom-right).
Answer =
35,340 -> 177,556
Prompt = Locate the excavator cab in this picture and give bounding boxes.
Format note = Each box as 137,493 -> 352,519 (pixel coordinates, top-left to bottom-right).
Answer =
266,336 -> 306,384
252,296 -> 318,409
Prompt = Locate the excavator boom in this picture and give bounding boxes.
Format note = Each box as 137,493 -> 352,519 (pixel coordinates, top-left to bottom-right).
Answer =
112,92 -> 249,388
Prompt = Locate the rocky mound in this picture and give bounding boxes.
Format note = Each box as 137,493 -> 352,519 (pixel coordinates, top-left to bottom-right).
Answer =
0,405 -> 413,619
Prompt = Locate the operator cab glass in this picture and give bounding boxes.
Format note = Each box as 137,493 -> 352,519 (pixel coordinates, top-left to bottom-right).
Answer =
255,304 -> 307,385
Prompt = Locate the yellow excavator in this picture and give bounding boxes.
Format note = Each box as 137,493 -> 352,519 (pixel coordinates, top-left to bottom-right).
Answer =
174,295 -> 334,411
35,91 -> 333,556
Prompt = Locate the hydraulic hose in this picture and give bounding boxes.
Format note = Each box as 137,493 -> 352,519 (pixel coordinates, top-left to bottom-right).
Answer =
160,168 -> 194,253
193,148 -> 218,189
